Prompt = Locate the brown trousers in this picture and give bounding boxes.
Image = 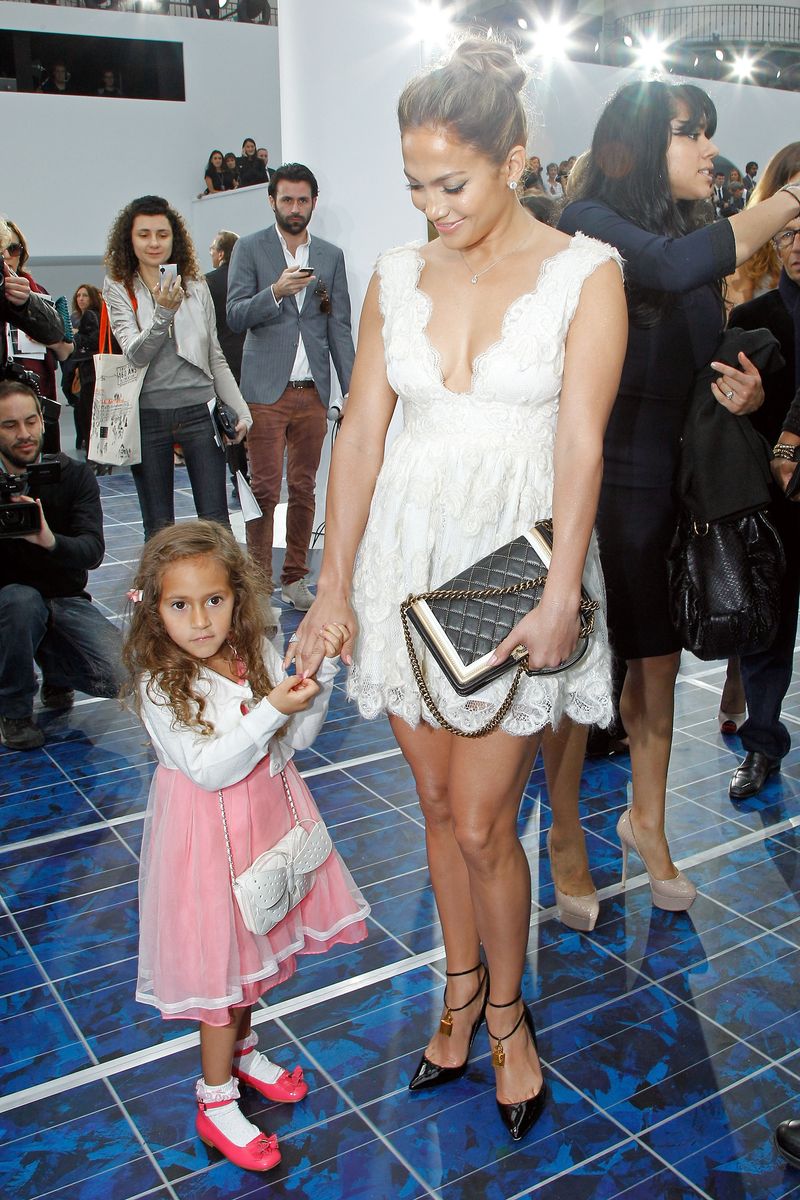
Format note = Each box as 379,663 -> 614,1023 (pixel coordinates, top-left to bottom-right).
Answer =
245,386 -> 328,588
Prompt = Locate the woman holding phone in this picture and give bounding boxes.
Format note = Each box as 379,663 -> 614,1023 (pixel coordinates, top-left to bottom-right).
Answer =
103,194 -> 251,539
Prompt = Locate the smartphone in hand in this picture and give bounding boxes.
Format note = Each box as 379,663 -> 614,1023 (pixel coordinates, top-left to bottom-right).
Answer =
159,264 -> 178,288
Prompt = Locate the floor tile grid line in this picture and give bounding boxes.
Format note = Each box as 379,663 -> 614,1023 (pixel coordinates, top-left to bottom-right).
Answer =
0,746 -> 405,859
701,890 -> 800,952
5,797 -> 798,1121
0,945 -> 450,1116
681,671 -> 800,729
571,904 -> 800,1112
519,1060 -> 715,1200
0,893 -> 180,1200
273,1013 -> 445,1200
339,763 -> 427,831
41,741 -> 142,867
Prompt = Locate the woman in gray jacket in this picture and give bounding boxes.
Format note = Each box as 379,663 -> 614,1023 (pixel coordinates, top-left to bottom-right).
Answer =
103,195 -> 250,539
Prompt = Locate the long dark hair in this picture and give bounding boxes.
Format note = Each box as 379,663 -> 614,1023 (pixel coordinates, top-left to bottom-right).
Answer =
204,148 -> 224,177
571,80 -> 718,325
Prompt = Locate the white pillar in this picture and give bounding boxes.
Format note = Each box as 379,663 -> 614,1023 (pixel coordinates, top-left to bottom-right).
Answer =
276,0 -> 427,323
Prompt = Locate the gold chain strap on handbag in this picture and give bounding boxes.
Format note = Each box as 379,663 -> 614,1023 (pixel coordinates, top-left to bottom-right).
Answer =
400,579 -> 599,739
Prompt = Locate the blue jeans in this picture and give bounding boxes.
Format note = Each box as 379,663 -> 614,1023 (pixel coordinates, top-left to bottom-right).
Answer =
0,585 -> 124,718
739,499 -> 800,761
131,403 -> 229,540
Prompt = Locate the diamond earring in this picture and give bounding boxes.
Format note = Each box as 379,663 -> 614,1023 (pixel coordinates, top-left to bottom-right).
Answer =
508,180 -> 519,191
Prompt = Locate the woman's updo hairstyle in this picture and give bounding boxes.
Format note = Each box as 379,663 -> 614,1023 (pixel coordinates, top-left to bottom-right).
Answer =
398,37 -> 528,164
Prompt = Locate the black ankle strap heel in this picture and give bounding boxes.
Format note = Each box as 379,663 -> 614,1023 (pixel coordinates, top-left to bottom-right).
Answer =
486,995 -> 547,1142
407,962 -> 489,1092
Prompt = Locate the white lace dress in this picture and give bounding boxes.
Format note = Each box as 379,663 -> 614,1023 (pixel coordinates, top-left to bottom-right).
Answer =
347,235 -> 622,736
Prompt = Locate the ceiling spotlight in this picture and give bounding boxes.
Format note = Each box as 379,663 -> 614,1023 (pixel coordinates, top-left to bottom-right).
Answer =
777,68 -> 782,79
411,0 -> 454,48
731,51 -> 755,80
530,16 -> 575,62
623,34 -> 633,48
693,55 -> 699,67
594,41 -> 600,53
714,48 -> 724,62
517,17 -> 528,30
633,33 -> 668,74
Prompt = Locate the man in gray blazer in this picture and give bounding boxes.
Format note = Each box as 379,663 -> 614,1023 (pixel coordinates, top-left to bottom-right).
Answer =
226,162 -> 355,609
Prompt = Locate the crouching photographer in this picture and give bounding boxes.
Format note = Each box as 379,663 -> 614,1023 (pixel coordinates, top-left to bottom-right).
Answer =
0,379 -> 124,750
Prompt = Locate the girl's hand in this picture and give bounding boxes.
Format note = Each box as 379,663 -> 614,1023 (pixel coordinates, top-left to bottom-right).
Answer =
491,598 -> 581,673
284,592 -> 357,677
319,622 -> 348,658
153,274 -> 184,312
268,675 -> 321,715
710,352 -> 764,415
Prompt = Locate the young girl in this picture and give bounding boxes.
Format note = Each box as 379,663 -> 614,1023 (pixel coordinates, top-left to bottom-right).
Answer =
124,520 -> 369,1173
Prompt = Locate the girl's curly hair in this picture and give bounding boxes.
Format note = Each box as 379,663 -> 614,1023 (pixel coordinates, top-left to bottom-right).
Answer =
104,195 -> 202,288
122,521 -> 275,735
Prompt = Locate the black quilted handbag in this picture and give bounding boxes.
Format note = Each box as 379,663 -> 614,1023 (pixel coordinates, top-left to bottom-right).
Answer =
667,509 -> 785,661
399,520 -> 599,738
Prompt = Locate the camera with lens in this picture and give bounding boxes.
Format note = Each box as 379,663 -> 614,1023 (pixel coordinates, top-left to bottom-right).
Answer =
0,456 -> 61,538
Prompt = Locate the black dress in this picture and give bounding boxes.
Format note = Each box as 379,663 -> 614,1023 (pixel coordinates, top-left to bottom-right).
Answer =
558,200 -> 736,659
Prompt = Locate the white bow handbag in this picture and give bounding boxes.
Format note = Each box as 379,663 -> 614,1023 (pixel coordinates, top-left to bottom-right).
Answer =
219,770 -> 333,936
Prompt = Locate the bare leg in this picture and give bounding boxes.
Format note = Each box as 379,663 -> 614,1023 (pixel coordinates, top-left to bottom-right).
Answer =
200,1011 -> 245,1085
449,729 -> 543,1104
389,716 -> 482,1070
720,655 -> 745,717
620,653 -> 681,880
542,720 -> 593,896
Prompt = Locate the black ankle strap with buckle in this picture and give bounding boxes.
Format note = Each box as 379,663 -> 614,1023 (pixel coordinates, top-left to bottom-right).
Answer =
486,993 -> 524,1067
440,962 -> 486,1038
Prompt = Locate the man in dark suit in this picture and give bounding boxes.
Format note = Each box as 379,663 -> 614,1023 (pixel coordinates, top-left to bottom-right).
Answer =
726,213 -> 800,798
712,171 -> 727,217
721,180 -> 746,217
226,163 -> 355,610
743,160 -> 758,200
206,230 -> 247,498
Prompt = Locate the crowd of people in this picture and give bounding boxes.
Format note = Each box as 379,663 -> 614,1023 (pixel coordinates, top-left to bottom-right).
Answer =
4,31 -> 800,1178
200,139 -> 276,196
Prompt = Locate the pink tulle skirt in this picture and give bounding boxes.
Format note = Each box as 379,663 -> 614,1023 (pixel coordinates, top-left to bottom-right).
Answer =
136,757 -> 370,1025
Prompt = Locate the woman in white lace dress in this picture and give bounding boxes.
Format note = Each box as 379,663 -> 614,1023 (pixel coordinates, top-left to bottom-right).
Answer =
289,39 -> 627,1141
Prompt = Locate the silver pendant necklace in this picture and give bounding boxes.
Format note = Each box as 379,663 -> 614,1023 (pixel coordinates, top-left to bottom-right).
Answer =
459,234 -> 533,284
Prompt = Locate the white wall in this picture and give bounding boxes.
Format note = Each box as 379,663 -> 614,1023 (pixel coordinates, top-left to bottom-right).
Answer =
277,0 -> 427,323
529,60 -> 800,172
1,3 -> 280,261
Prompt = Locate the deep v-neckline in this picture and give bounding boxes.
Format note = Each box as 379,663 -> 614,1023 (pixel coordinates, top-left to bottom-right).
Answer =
412,239 -> 580,397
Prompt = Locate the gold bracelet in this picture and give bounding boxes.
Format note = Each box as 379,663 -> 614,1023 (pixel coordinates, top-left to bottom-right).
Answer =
772,442 -> 799,461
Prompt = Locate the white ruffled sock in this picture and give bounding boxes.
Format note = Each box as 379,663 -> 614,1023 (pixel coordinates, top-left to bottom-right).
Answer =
233,1030 -> 283,1085
196,1076 -> 261,1148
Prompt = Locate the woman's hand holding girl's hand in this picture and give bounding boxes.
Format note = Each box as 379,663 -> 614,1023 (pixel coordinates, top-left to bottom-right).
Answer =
153,274 -> 184,312
268,675 -> 321,715
710,352 -> 764,415
491,597 -> 581,673
284,592 -> 357,677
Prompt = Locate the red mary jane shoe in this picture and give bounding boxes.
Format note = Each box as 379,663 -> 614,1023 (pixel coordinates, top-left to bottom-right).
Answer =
196,1100 -> 281,1172
233,1061 -> 308,1103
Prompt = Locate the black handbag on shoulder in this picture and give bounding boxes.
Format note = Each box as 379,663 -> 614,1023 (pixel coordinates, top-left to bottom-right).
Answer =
667,509 -> 785,661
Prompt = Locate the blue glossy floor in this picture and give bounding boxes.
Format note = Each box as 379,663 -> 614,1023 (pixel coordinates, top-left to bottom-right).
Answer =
3,470 -> 800,1199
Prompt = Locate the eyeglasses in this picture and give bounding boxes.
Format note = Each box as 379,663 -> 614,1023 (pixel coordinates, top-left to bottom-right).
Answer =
773,229 -> 800,250
314,280 -> 331,315
3,243 -> 22,256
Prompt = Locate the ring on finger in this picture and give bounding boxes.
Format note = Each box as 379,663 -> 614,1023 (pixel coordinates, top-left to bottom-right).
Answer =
725,388 -> 734,401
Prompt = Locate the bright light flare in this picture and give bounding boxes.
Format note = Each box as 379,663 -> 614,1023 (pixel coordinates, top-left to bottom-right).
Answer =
530,16 -> 575,62
633,33 -> 668,75
731,51 -> 755,80
410,0 -> 455,49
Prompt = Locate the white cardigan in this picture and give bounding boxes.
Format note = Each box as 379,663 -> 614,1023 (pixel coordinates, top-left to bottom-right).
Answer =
139,641 -> 338,791
103,274 -> 251,427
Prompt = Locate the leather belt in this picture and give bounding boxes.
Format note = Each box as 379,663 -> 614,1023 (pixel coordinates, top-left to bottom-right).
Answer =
286,379 -> 315,389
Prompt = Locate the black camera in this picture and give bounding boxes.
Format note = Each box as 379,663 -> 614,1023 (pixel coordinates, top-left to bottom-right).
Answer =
0,456 -> 61,538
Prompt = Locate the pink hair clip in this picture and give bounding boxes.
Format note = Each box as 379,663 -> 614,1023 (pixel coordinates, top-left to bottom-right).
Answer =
127,588 -> 143,604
